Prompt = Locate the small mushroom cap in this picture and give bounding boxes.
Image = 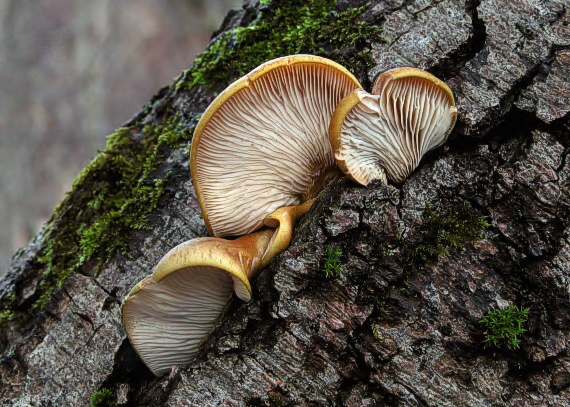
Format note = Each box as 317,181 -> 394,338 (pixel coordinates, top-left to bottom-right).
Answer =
330,68 -> 457,185
150,231 -> 273,301
371,67 -> 455,104
122,270 -> 231,376
122,230 -> 272,376
191,54 -> 361,238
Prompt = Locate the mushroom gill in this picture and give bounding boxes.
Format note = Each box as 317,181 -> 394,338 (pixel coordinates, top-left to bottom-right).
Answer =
122,229 -> 273,376
330,67 -> 457,185
191,55 -> 361,238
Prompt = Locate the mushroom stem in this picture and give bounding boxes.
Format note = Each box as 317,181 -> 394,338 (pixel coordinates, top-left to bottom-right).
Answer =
260,197 -> 317,268
302,168 -> 341,202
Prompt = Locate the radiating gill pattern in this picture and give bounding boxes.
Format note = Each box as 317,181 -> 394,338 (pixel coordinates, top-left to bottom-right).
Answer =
339,77 -> 456,184
122,267 -> 233,376
195,62 -> 359,237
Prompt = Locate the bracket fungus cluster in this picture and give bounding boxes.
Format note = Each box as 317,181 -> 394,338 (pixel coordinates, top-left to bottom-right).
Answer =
122,56 -> 457,376
122,55 -> 361,375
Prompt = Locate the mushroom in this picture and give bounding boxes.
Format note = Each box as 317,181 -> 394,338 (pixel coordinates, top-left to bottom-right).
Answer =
123,55 -> 361,376
191,54 -> 361,239
122,199 -> 318,376
329,67 -> 457,185
122,229 -> 272,376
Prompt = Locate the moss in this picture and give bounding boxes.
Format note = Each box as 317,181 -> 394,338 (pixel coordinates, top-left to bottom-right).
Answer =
0,290 -> 18,325
373,201 -> 491,315
175,0 -> 382,90
90,387 -> 113,407
480,305 -> 529,349
322,244 -> 342,279
0,309 -> 16,325
399,201 -> 491,277
6,113 -> 196,311
371,323 -> 382,340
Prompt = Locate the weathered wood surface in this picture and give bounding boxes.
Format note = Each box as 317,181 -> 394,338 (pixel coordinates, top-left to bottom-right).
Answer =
1,0 -> 569,405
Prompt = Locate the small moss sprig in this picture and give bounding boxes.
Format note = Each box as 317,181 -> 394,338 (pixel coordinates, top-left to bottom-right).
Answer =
371,323 -> 382,340
90,388 -> 113,407
322,244 -> 342,278
479,305 -> 529,349
0,309 -> 16,325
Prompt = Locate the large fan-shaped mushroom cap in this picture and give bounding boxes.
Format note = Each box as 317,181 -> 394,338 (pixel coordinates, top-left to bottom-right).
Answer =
122,229 -> 272,376
330,68 -> 457,185
191,55 -> 361,237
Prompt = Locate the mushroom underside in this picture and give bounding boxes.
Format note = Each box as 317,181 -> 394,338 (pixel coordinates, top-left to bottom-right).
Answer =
122,267 -> 233,376
192,55 -> 361,237
331,71 -> 457,185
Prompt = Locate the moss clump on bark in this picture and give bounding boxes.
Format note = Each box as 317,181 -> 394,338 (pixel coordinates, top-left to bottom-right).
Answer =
322,244 -> 343,278
0,309 -> 16,325
0,114 -> 195,319
175,0 -> 382,90
480,305 -> 529,349
90,387 -> 113,407
400,201 -> 492,277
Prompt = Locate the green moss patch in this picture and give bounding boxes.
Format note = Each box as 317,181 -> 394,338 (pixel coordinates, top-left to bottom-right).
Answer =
480,305 -> 528,349
175,0 -> 382,90
400,201 -> 492,277
1,114 -> 195,314
322,244 -> 343,279
90,387 -> 113,407
0,309 -> 16,325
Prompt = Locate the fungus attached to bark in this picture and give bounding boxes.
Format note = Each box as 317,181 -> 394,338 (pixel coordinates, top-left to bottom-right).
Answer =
330,68 -> 457,185
122,229 -> 272,376
191,54 -> 361,238
123,55 -> 360,376
122,200 -> 316,376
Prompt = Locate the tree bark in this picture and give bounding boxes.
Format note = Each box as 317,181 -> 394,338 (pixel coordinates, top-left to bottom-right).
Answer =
1,0 -> 569,405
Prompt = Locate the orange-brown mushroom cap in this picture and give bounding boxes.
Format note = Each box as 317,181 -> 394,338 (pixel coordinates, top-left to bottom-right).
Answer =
330,68 -> 457,185
122,230 -> 272,376
191,55 -> 361,237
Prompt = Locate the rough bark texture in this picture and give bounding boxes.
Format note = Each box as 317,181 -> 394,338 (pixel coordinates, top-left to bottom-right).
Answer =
1,0 -> 569,405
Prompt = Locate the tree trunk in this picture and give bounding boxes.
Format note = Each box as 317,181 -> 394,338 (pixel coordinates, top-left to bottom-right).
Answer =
1,0 -> 568,405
